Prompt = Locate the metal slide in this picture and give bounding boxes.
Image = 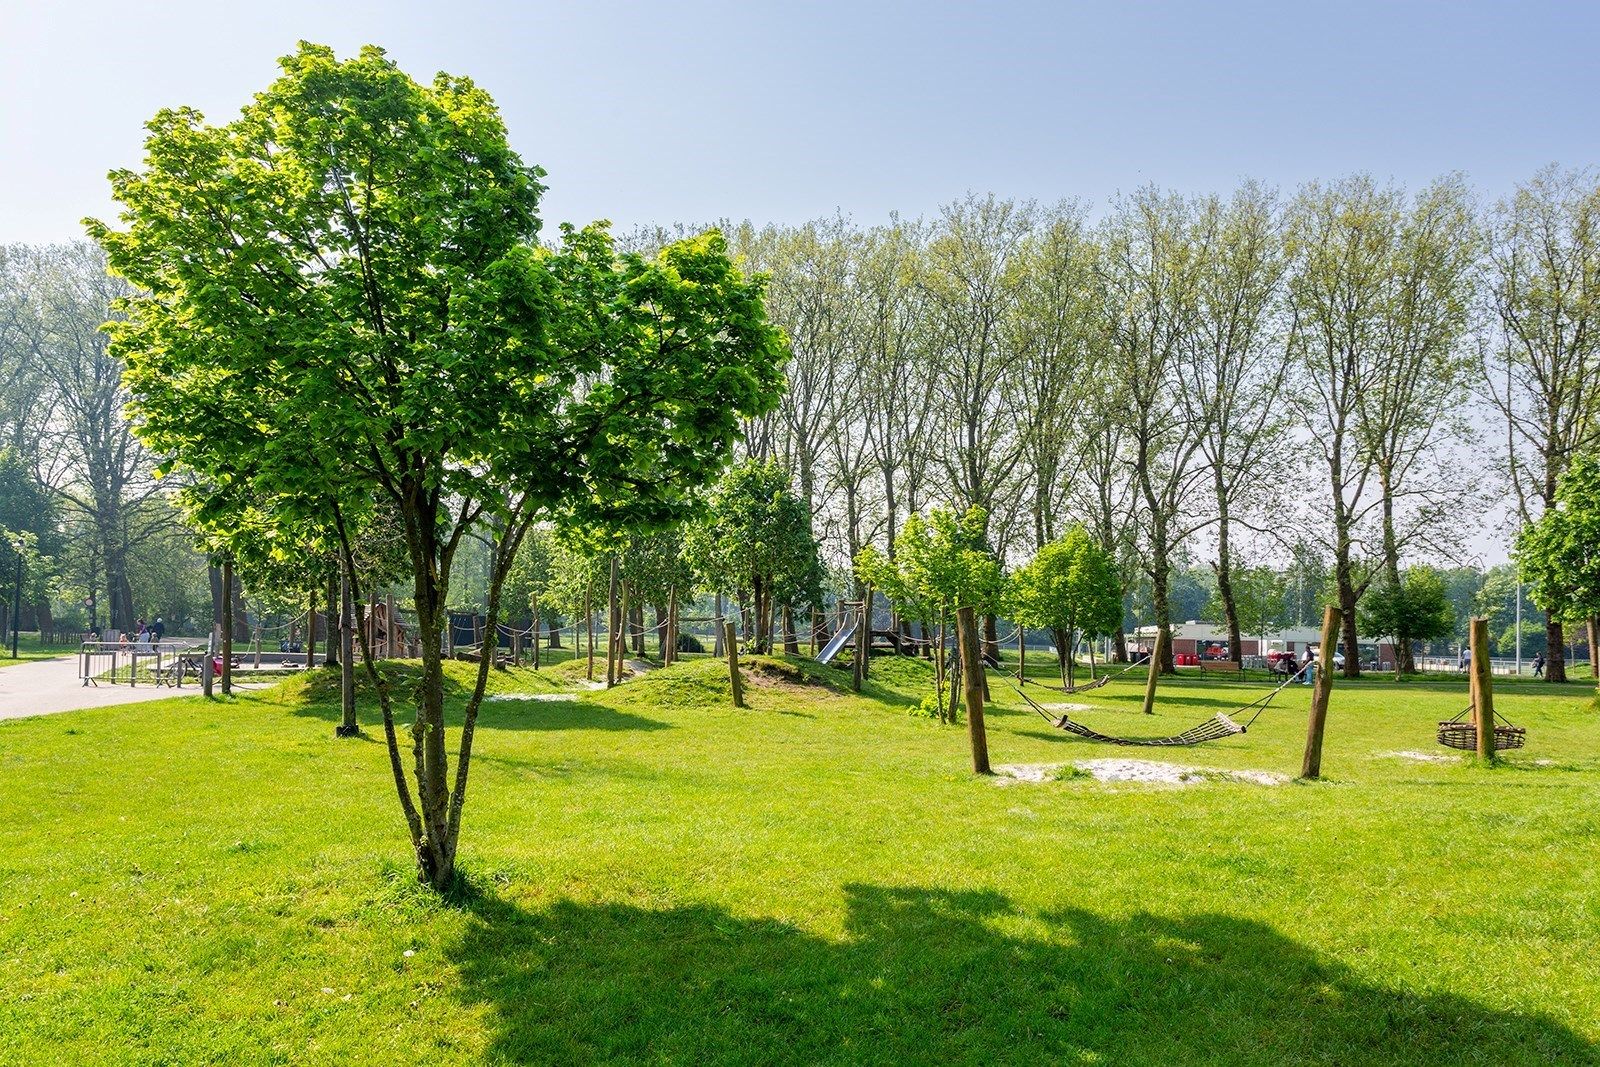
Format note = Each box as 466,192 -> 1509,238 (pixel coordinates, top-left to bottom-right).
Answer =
815,619 -> 858,665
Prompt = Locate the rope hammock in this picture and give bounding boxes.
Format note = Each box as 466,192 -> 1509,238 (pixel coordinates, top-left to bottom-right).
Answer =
1020,653 -> 1149,695
999,662 -> 1310,748
1437,705 -> 1526,751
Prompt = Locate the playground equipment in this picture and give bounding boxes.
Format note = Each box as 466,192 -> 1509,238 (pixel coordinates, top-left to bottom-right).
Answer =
1437,706 -> 1526,751
999,661 -> 1311,748
816,619 -> 857,665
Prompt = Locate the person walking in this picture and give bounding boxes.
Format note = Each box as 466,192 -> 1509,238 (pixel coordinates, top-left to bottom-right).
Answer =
1532,650 -> 1545,678
151,616 -> 165,643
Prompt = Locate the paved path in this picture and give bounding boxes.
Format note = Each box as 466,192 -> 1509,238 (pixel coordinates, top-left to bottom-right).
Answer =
0,655 -> 204,721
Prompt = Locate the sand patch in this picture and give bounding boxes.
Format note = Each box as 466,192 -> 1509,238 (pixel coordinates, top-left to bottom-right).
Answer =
1386,750 -> 1457,764
488,692 -> 575,703
1040,702 -> 1095,712
995,759 -> 1288,787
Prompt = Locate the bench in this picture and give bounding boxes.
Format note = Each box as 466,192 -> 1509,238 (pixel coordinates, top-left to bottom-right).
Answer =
1199,659 -> 1242,674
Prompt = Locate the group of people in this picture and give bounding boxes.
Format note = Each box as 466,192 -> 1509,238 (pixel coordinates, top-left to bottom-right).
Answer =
116,616 -> 165,651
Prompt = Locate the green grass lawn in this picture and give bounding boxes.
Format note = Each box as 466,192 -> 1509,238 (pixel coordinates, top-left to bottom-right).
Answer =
0,631 -> 77,667
2,650 -> 1597,1065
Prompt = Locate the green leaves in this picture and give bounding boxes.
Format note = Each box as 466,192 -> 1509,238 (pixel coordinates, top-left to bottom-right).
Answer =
1005,526 -> 1121,640
865,505 -> 1003,620
1518,454 -> 1600,624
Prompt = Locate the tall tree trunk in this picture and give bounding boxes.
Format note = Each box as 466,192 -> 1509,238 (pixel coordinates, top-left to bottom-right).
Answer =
1546,619 -> 1566,683
983,613 -> 999,666
1379,473 -> 1415,674
306,587 -> 316,670
782,603 -> 799,655
606,555 -> 619,688
324,573 -> 339,667
957,605 -> 990,774
220,557 -> 234,695
339,567 -> 356,734
1214,505 -> 1243,666
1150,555 -> 1176,675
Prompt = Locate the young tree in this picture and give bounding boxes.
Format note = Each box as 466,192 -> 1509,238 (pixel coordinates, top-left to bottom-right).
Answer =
1357,565 -> 1456,679
1004,526 -> 1121,686
1482,167 -> 1600,683
93,44 -> 785,890
687,460 -> 820,654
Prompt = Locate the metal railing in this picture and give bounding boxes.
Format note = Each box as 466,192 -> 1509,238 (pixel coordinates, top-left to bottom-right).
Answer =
78,640 -> 207,688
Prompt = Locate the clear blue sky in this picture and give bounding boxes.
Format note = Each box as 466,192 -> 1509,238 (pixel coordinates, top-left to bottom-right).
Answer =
2,0 -> 1597,243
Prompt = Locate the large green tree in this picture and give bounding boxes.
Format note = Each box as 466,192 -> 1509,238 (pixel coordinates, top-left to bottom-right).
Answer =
91,43 -> 785,890
1519,454 -> 1600,687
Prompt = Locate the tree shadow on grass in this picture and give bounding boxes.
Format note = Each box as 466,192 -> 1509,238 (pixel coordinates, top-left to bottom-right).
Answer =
450,881 -> 1595,1066
286,667 -> 668,733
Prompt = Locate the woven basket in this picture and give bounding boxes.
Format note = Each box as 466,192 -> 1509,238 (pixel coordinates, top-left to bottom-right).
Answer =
1437,721 -> 1527,751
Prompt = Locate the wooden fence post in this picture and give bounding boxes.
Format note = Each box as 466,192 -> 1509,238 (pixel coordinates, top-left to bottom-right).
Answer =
852,600 -> 867,692
1301,604 -> 1342,779
725,620 -> 744,708
1471,616 -> 1495,761
1141,628 -> 1165,716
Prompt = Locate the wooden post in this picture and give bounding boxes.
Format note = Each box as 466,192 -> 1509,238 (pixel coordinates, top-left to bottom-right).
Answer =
725,620 -> 744,708
666,587 -> 678,666
851,601 -> 866,692
617,582 -> 630,679
1471,615 -> 1495,761
202,624 -> 216,697
531,591 -> 541,670
957,605 -> 991,774
1141,628 -> 1165,715
1017,626 -> 1025,682
1301,604 -> 1342,780
306,588 -> 316,671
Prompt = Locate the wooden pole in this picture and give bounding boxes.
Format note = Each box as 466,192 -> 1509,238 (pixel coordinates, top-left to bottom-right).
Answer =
1140,628 -> 1165,715
852,600 -> 867,692
617,582 -> 630,679
1471,615 -> 1495,761
1301,604 -> 1342,780
958,605 -> 991,774
531,592 -> 541,670
306,588 -> 316,671
666,587 -> 678,665
725,620 -> 744,708
1017,625 -> 1024,681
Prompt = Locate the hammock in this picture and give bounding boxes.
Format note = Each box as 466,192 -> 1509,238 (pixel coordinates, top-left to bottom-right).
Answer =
1020,653 -> 1149,695
1000,664 -> 1308,748
1437,705 -> 1526,751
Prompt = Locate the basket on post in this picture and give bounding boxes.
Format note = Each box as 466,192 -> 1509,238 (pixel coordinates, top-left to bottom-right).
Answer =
1437,706 -> 1526,751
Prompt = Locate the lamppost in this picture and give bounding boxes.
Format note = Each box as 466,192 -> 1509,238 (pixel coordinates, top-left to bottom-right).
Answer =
1515,579 -> 1523,676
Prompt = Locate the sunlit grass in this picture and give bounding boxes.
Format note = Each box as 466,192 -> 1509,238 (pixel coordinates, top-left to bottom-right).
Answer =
1,653 -> 1596,1064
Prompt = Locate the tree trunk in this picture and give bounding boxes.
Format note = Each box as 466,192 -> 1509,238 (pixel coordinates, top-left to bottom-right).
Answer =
1214,511 -> 1243,666
1150,557 -> 1176,675
584,579 -> 594,681
220,557 -> 234,695
306,587 -> 317,670
1546,618 -> 1566,683
339,568 -> 356,735
782,603 -> 799,655
324,573 -> 339,667
957,605 -> 990,774
1588,616 -> 1599,683
606,555 -> 619,688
